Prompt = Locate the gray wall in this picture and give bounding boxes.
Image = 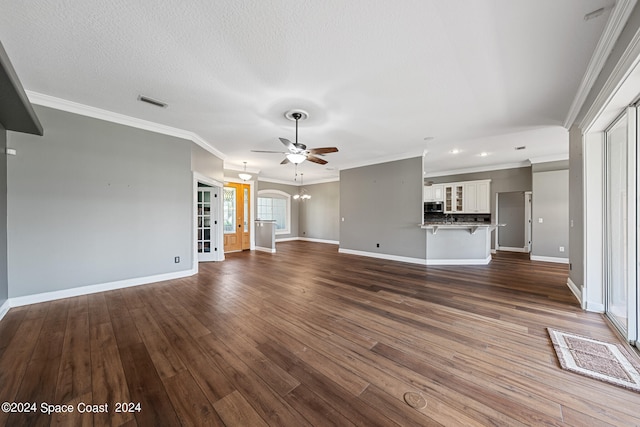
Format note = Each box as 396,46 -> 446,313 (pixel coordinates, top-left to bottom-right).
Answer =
340,157 -> 425,259
0,124 -> 6,305
192,145 -> 224,181
7,106 -> 193,298
568,125 -> 583,284
428,166 -> 533,214
497,192 -> 525,248
531,166 -> 569,259
256,181 -> 300,240
299,181 -> 340,242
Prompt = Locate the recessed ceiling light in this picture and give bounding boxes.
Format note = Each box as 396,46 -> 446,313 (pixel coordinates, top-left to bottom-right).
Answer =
480,152 -> 488,157
423,136 -> 435,141
515,146 -> 526,151
450,149 -> 460,154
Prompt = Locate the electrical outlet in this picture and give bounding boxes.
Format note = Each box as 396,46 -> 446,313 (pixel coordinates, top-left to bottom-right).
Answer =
559,246 -> 565,253
538,218 -> 543,223
174,256 -> 180,263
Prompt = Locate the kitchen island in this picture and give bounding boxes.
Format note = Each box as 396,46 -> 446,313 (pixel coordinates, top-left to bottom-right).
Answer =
421,223 -> 503,265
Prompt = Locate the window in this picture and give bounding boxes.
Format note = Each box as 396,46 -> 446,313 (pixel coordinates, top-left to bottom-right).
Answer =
257,190 -> 291,235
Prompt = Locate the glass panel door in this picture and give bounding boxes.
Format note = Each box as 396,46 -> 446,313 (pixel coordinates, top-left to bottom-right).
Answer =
197,187 -> 217,262
605,115 -> 627,331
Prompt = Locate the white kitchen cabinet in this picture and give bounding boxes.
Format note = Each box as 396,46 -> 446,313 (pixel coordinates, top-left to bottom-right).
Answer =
423,184 -> 444,202
444,184 -> 464,212
463,180 -> 491,213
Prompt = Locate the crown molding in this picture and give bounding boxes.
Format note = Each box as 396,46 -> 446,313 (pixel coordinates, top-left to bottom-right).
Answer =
26,91 -> 227,160
528,153 -> 569,164
423,161 -> 530,178
257,175 -> 340,186
581,17 -> 640,132
564,0 -> 637,128
339,150 -> 424,172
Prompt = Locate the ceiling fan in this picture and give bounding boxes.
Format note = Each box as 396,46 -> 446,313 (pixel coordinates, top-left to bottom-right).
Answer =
252,109 -> 338,165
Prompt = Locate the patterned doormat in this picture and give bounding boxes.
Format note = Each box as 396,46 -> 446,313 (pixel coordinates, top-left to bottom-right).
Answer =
547,328 -> 640,393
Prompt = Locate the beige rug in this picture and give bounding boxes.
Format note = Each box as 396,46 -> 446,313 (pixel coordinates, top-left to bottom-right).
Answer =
547,328 -> 640,393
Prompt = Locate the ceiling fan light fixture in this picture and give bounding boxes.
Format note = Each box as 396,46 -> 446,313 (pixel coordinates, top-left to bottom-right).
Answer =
286,153 -> 307,164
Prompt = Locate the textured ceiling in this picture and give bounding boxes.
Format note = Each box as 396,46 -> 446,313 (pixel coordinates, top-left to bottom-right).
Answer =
0,0 -> 614,183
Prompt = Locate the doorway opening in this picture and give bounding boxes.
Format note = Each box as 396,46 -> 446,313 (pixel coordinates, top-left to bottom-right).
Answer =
495,191 -> 531,253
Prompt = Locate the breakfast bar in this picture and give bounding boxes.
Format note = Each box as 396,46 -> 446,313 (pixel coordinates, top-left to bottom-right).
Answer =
421,223 -> 503,265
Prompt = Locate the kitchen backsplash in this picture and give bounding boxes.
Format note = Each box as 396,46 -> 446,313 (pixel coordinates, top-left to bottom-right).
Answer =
424,213 -> 491,223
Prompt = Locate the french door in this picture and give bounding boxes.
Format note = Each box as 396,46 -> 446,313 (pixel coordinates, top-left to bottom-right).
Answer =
197,186 -> 218,262
223,182 -> 251,252
604,108 -> 638,344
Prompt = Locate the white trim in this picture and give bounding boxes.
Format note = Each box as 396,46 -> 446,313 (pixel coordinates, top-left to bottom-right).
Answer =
424,161 -> 530,178
580,19 -> 640,132
0,299 -> 10,322
275,237 -> 299,242
26,91 -> 227,160
497,246 -> 528,253
530,255 -> 569,264
8,268 -> 196,308
567,277 -> 584,308
258,176 -> 340,186
564,0 -> 637,128
257,189 -> 291,236
586,301 -> 606,313
298,237 -> 339,245
194,173 -> 225,265
528,153 -> 569,164
255,246 -> 276,253
491,249 -> 497,254
338,248 -> 426,265
426,255 -> 492,266
340,151 -> 424,173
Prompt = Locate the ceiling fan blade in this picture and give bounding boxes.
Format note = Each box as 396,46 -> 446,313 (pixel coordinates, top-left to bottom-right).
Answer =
280,157 -> 290,165
279,138 -> 297,153
306,155 -> 328,165
251,150 -> 287,153
308,147 -> 338,155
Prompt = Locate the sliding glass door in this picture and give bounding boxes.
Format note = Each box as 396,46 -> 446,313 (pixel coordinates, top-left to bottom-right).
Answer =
604,108 -> 638,344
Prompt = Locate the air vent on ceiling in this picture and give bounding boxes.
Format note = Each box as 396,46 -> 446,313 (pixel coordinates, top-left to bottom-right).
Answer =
515,146 -> 526,151
137,95 -> 168,108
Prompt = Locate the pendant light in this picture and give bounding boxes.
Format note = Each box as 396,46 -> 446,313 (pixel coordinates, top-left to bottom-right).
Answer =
238,162 -> 252,181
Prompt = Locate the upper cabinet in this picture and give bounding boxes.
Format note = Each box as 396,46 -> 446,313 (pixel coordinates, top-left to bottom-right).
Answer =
427,179 -> 491,213
423,184 -> 444,202
463,180 -> 490,213
444,184 -> 464,212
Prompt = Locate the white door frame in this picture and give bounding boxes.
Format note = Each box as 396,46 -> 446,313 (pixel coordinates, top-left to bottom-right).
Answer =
193,172 -> 224,272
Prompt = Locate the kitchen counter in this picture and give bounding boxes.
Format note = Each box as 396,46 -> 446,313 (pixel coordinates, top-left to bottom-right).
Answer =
420,222 -> 503,235
420,223 -> 505,265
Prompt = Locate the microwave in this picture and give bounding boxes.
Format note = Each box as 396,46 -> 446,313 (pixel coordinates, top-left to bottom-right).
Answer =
425,201 -> 444,213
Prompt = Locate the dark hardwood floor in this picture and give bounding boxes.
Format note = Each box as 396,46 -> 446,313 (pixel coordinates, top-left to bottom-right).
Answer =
1,241 -> 638,426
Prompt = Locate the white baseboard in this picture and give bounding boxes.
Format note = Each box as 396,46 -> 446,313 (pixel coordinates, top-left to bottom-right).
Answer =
275,237 -> 298,242
338,248 -> 426,265
426,255 -> 492,266
530,255 -> 569,264
8,268 -> 197,308
298,237 -> 339,245
255,246 -> 276,253
0,299 -> 10,322
566,277 -> 583,308
585,301 -> 605,313
497,246 -> 529,253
